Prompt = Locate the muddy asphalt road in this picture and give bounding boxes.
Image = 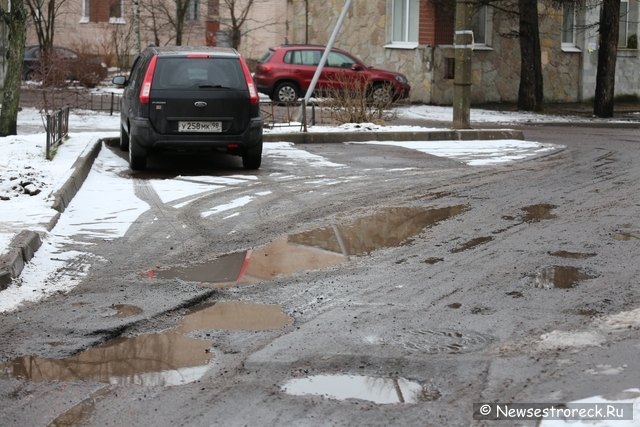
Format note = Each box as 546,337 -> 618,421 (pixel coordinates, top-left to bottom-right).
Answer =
1,122 -> 640,426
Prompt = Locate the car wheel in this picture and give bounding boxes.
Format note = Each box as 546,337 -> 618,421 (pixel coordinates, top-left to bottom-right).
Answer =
274,82 -> 299,103
25,69 -> 41,82
370,83 -> 394,106
242,138 -> 263,170
129,137 -> 147,171
119,124 -> 130,151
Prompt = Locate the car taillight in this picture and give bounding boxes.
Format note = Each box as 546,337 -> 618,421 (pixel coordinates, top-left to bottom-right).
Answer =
139,55 -> 158,104
239,56 -> 259,105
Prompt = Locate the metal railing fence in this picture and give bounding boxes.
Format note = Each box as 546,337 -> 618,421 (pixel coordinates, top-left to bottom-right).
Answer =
46,105 -> 70,160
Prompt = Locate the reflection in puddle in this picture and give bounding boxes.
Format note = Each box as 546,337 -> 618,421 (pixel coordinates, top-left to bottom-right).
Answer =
0,302 -> 291,386
531,266 -> 596,289
450,236 -> 493,253
550,251 -> 597,259
111,304 -> 143,318
521,204 -> 557,223
153,205 -> 466,285
613,231 -> 640,241
392,329 -> 495,354
282,375 -> 432,404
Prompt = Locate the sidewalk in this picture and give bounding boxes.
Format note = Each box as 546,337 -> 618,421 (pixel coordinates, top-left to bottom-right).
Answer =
5,101 -> 631,291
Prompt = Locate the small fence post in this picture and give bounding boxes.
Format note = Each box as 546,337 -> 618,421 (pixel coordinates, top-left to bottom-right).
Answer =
46,114 -> 51,160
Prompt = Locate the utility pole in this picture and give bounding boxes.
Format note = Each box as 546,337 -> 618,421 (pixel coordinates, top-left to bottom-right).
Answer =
453,0 -> 473,129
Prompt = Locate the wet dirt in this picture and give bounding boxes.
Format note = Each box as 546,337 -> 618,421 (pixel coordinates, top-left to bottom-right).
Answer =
530,266 -> 596,289
613,231 -> 640,241
549,251 -> 597,259
391,329 -> 495,354
450,236 -> 494,253
521,204 -> 557,223
0,302 -> 291,386
111,304 -> 143,318
281,374 -> 431,404
152,205 -> 467,286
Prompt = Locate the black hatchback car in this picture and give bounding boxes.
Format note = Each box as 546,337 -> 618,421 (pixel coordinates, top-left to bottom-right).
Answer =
113,46 -> 263,171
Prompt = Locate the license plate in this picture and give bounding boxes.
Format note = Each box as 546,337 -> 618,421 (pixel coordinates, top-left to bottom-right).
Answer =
178,121 -> 222,132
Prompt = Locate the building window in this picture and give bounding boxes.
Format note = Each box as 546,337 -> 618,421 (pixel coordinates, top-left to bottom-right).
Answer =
80,0 -> 89,23
618,0 -> 638,49
109,0 -> 125,24
472,5 -> 488,46
392,0 -> 419,44
562,3 -> 575,45
188,0 -> 200,22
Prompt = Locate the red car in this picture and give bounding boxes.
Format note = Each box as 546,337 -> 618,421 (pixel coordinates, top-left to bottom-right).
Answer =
253,45 -> 410,103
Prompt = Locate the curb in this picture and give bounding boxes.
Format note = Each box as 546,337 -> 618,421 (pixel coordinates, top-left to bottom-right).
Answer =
263,129 -> 524,144
0,138 -> 104,291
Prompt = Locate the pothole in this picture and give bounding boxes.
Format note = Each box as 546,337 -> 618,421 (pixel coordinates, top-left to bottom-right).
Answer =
549,251 -> 597,259
111,304 -> 143,318
530,266 -> 596,289
521,204 -> 557,223
281,375 -> 437,404
391,329 -> 495,354
0,302 -> 290,386
151,205 -> 467,286
613,231 -> 640,241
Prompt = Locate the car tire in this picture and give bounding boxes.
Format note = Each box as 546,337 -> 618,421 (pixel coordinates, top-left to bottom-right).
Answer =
129,137 -> 147,171
242,138 -> 263,170
369,82 -> 394,106
274,82 -> 299,103
24,69 -> 41,82
119,124 -> 130,151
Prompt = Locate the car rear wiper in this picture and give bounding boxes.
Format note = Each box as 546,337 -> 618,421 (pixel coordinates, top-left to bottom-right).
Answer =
199,84 -> 230,89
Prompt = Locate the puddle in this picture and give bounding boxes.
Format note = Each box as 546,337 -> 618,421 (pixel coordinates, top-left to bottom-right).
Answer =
521,204 -> 557,223
425,257 -> 444,264
550,251 -> 597,259
613,231 -> 640,241
530,266 -> 596,289
177,301 -> 293,332
282,375 -> 435,404
111,304 -> 143,318
391,329 -> 495,354
153,205 -> 466,285
450,236 -> 493,253
49,387 -> 111,427
0,302 -> 290,386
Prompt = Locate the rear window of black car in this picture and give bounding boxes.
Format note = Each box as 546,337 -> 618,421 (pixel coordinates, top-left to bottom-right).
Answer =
152,57 -> 245,90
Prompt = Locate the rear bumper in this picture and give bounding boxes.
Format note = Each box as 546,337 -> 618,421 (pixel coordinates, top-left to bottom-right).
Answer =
129,117 -> 263,152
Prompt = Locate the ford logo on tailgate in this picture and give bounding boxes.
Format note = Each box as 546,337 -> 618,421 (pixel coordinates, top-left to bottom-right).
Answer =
194,101 -> 207,107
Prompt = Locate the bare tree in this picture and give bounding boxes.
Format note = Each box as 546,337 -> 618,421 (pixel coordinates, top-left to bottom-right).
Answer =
25,0 -> 70,52
594,0 -> 621,117
220,0 -> 255,49
140,0 -> 193,46
0,0 -> 28,136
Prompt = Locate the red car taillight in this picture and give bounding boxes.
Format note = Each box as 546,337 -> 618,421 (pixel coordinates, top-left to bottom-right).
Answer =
139,55 -> 158,104
257,64 -> 272,73
239,56 -> 259,105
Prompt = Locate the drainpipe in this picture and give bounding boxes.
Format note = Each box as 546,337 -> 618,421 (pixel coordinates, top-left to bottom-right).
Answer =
453,0 -> 473,129
301,0 -> 353,130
